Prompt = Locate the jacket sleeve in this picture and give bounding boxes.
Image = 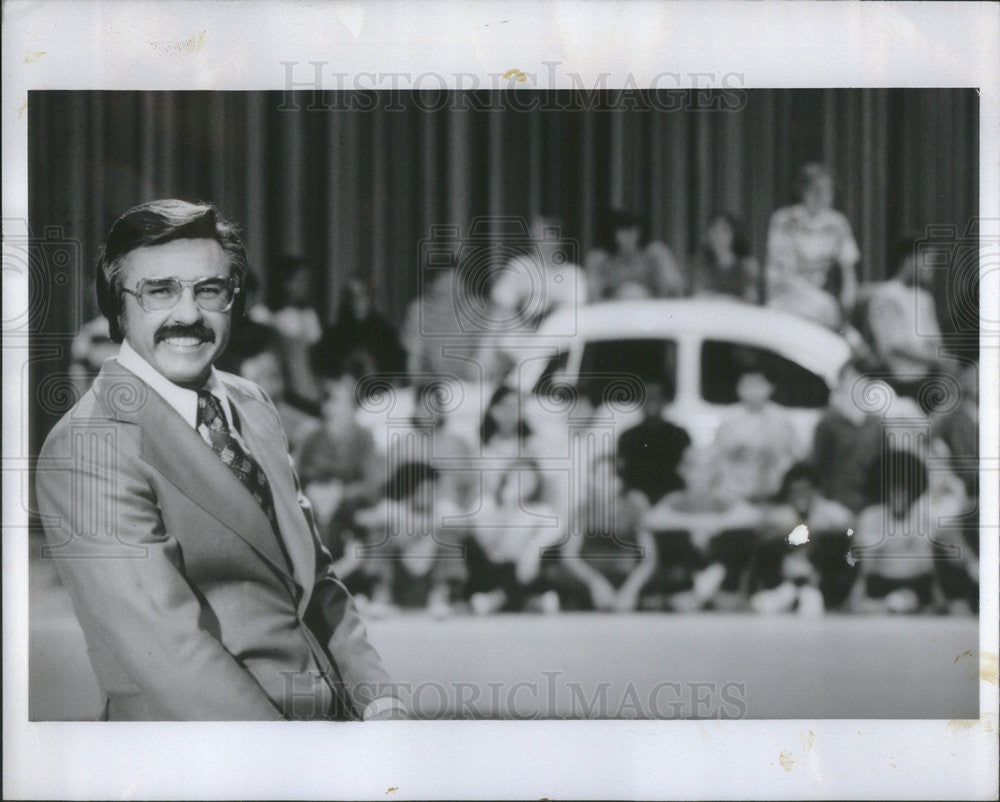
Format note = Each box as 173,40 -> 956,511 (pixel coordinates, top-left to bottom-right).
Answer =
254,377 -> 400,719
307,545 -> 399,715
285,446 -> 398,716
35,421 -> 285,720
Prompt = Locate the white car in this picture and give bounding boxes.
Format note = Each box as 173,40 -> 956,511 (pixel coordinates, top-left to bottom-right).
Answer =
356,298 -> 851,510
516,297 -> 852,450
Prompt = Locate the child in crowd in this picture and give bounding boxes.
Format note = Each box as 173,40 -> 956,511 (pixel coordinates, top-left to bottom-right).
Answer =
238,346 -> 320,453
651,447 -> 765,612
297,375 -> 382,559
711,369 -> 802,502
616,382 -> 691,507
748,463 -> 855,615
268,258 -> 324,403
929,360 -> 980,613
290,377 -> 379,604
464,458 -> 562,614
410,381 -> 477,511
559,454 -> 663,612
354,460 -> 466,616
479,383 -> 535,501
849,450 -> 966,614
811,359 -> 886,513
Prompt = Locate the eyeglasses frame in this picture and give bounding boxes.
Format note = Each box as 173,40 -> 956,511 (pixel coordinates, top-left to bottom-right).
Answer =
121,275 -> 241,313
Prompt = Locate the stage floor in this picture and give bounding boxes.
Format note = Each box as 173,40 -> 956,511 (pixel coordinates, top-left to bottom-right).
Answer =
28,570 -> 979,721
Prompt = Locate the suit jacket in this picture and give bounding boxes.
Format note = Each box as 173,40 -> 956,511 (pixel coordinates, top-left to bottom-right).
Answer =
36,359 -> 394,720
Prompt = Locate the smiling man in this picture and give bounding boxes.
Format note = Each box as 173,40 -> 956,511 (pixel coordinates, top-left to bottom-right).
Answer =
36,199 -> 403,721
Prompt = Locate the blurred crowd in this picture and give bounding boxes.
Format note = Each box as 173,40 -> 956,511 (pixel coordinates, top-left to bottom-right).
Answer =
68,163 -> 979,618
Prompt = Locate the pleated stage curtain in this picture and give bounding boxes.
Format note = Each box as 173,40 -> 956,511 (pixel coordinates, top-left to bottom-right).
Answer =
28,88 -> 979,447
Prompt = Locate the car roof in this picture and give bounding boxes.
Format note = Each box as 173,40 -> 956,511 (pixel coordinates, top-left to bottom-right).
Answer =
539,298 -> 851,379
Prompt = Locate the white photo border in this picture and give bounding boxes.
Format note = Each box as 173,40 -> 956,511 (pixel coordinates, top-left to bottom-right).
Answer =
3,1 -> 998,799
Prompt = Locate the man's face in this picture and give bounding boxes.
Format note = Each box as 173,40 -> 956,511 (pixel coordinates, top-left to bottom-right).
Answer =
120,238 -> 233,389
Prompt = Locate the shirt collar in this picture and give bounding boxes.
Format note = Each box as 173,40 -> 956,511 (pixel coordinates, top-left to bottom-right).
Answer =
116,340 -> 233,430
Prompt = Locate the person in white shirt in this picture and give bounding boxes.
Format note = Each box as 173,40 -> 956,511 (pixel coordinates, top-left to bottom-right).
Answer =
850,449 -> 968,614
865,235 -> 951,413
765,164 -> 860,329
483,215 -> 588,384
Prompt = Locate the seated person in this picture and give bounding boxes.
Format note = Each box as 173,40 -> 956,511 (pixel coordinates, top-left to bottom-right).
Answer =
688,212 -> 760,303
765,163 -> 860,329
297,375 -> 382,554
237,342 -> 320,452
479,382 -> 535,501
585,208 -> 684,300
312,273 -> 407,382
748,463 -> 856,615
69,314 -> 119,398
410,381 -> 477,510
268,258 -> 324,403
557,454 -> 663,612
354,461 -> 465,616
616,382 -> 692,507
931,359 -> 978,500
464,458 -> 562,613
711,369 -> 802,503
866,235 -> 950,414
810,358 -> 886,513
850,450 -> 967,614
651,447 -> 765,612
929,360 -> 979,613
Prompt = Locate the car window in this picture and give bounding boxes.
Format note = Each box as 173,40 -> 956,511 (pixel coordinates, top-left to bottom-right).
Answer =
532,350 -> 570,395
700,340 -> 829,408
577,338 -> 677,408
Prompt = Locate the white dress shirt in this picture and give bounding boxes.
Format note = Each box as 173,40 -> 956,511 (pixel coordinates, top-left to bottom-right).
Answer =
116,340 -> 243,446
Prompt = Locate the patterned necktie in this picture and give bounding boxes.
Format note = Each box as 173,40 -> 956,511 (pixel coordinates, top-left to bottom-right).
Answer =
197,390 -> 279,533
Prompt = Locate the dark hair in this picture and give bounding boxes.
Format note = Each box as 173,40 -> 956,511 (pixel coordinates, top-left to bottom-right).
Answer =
95,199 -> 248,343
384,460 -> 439,502
865,449 -> 928,508
737,365 -> 775,386
837,354 -> 882,383
334,273 -> 373,326
480,383 -> 532,446
599,208 -> 647,252
270,255 -> 312,309
889,234 -> 921,277
777,461 -> 819,500
702,212 -> 751,259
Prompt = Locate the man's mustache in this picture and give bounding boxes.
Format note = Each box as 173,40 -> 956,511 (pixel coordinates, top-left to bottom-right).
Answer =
155,323 -> 216,344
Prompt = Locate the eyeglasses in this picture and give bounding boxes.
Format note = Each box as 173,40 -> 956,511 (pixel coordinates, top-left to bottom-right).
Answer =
121,276 -> 240,312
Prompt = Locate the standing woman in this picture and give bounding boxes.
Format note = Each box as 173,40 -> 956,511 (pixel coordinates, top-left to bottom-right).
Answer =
765,164 -> 860,329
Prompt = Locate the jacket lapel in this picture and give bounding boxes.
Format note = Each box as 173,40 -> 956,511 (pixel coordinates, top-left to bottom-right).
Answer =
222,380 -> 317,604
92,362 -> 296,592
